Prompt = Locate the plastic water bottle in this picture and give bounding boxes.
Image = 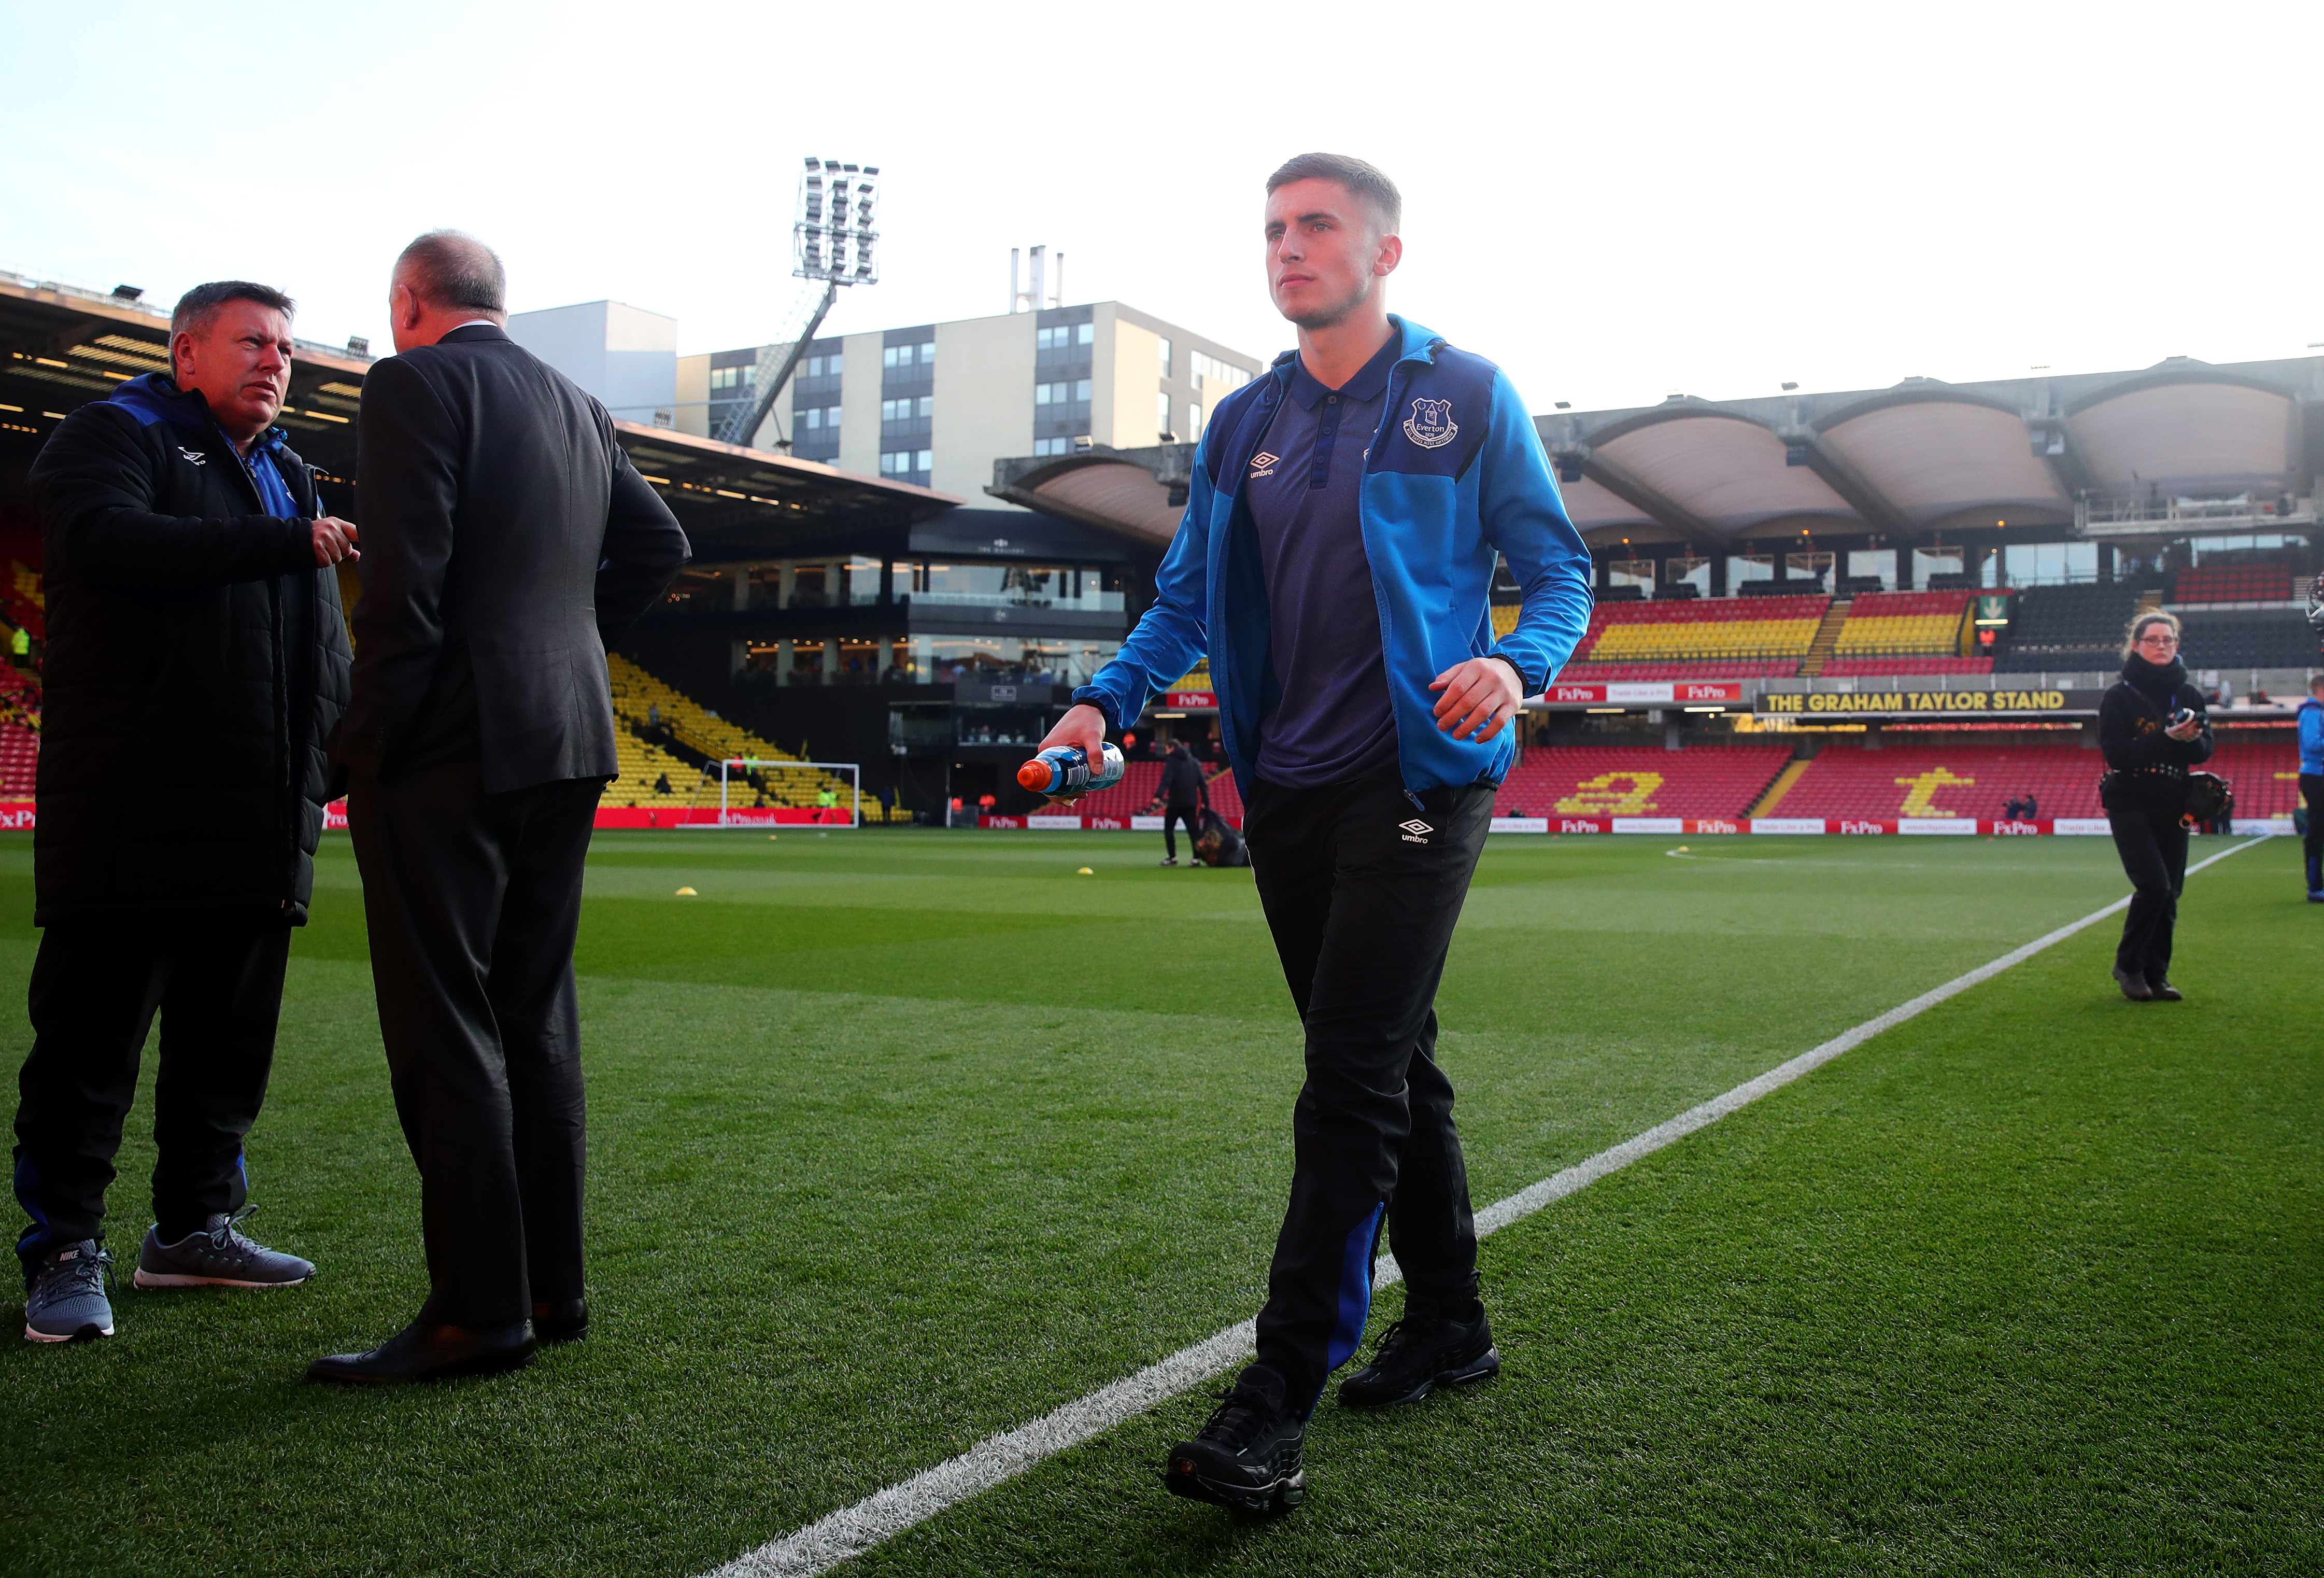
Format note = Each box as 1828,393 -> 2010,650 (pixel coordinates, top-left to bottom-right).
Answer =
1017,742 -> 1125,800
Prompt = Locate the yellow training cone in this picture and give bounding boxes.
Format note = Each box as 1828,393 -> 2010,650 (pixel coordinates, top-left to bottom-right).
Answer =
675,886 -> 698,896
1077,867 -> 1094,875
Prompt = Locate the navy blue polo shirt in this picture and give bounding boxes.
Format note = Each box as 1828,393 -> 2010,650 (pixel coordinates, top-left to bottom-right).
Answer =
1245,333 -> 1400,787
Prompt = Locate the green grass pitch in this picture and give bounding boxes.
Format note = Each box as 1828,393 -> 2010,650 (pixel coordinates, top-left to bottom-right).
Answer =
0,829 -> 2316,1576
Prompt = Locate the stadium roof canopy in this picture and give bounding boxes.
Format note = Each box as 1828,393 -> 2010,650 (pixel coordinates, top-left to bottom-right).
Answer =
988,355 -> 2324,551
0,273 -> 956,560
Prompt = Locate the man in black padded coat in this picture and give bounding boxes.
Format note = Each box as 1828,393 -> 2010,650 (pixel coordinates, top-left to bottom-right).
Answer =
308,232 -> 689,1384
15,280 -> 355,1344
1155,740 -> 1208,865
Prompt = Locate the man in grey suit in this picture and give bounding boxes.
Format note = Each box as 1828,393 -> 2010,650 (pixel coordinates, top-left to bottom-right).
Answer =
310,231 -> 689,1384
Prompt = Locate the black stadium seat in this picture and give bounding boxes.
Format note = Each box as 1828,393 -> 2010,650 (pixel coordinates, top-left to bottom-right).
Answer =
1994,584 -> 2140,672
2177,609 -> 2319,669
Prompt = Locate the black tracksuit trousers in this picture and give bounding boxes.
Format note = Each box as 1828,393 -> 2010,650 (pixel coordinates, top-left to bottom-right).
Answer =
350,759 -> 601,1327
12,913 -> 291,1274
1161,805 -> 1199,861
2302,774 -> 2322,882
2108,799 -> 2189,980
1245,765 -> 1494,1414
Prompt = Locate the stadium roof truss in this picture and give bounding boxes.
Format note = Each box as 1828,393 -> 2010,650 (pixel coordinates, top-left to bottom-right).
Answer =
989,356 -> 2324,553
0,276 -> 957,559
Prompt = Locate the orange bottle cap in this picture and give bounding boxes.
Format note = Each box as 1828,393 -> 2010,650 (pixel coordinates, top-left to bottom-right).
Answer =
1016,760 -> 1048,790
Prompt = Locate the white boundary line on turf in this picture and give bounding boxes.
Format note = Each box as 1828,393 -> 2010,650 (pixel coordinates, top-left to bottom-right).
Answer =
705,835 -> 2268,1578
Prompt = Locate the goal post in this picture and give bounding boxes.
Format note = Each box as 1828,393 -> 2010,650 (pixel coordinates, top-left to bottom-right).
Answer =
716,758 -> 861,827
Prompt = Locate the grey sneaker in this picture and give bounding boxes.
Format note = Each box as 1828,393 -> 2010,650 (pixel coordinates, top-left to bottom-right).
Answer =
134,1209 -> 315,1289
24,1239 -> 115,1342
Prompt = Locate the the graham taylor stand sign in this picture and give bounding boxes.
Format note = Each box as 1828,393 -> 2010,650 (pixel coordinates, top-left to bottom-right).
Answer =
1756,687 -> 2102,718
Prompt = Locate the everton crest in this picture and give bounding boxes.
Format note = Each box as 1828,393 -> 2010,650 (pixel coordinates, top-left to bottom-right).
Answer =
1402,397 -> 1457,449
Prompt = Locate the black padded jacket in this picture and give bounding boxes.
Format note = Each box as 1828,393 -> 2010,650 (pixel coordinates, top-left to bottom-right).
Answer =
2098,655 -> 2213,814
25,375 -> 351,925
1158,750 -> 1207,809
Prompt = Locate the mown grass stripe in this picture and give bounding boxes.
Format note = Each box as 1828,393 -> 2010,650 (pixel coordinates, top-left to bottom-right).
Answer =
706,836 -> 2269,1578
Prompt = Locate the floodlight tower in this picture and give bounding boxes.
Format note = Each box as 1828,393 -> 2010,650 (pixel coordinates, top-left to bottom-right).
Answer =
720,157 -> 881,448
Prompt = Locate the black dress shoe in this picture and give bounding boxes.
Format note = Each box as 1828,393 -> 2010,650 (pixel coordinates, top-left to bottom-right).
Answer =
2112,966 -> 2153,1002
532,1299 -> 588,1343
2147,975 -> 2183,1002
305,1318 -> 536,1384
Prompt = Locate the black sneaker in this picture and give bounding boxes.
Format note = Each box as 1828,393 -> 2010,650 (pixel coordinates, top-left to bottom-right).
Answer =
1164,1364 -> 1306,1513
1337,1308 -> 1499,1408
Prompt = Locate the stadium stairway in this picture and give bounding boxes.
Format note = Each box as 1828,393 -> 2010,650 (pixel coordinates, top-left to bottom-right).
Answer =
1747,757 -> 1813,816
1797,598 -> 1852,677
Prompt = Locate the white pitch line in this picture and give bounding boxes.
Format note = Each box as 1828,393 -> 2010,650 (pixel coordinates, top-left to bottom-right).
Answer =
707,835 -> 2268,1578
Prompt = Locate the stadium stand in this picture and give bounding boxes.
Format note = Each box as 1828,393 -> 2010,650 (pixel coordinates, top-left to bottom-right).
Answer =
0,664 -> 40,729
2205,731 -> 2304,818
1054,760 -> 1165,822
607,654 -> 881,818
5,561 -> 44,643
1994,584 -> 2141,672
607,729 -> 705,811
2176,609 -> 2320,670
1555,660 -> 1800,681
1574,594 -> 1827,667
1832,588 -> 1980,658
1772,737 -> 2103,820
1202,765 -> 1244,822
2171,564 -> 2300,604
1493,744 -> 1791,819
1821,656 -> 1994,677
0,722 -> 33,796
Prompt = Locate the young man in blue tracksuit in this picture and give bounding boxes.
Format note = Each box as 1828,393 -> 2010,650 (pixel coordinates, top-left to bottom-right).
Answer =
2299,673 -> 2322,900
1038,152 -> 1593,1510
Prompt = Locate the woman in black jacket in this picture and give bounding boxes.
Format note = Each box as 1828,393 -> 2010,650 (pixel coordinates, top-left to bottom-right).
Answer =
2099,611 -> 2213,1002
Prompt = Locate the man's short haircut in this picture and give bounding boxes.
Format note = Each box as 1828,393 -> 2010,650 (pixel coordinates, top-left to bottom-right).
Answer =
171,281 -> 294,336
1266,152 -> 1402,235
395,229 -> 508,314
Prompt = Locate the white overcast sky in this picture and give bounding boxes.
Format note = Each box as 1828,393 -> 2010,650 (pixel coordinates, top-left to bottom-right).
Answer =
4,0 -> 2316,414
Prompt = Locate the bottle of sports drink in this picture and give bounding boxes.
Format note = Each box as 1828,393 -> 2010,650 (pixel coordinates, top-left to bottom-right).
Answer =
1018,741 -> 1125,800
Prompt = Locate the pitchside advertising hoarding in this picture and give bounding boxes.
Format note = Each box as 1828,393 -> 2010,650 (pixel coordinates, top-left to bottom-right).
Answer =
1548,681 -> 1742,705
0,800 -> 2278,837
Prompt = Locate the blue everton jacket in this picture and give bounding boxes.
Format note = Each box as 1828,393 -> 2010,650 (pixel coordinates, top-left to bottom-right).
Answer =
1072,315 -> 1594,797
2299,695 -> 2322,776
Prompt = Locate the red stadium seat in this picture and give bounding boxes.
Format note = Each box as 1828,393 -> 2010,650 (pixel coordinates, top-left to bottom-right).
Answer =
1774,737 -> 2102,820
1494,744 -> 1792,819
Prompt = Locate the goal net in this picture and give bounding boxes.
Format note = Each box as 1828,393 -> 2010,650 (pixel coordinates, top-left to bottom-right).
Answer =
714,758 -> 860,827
